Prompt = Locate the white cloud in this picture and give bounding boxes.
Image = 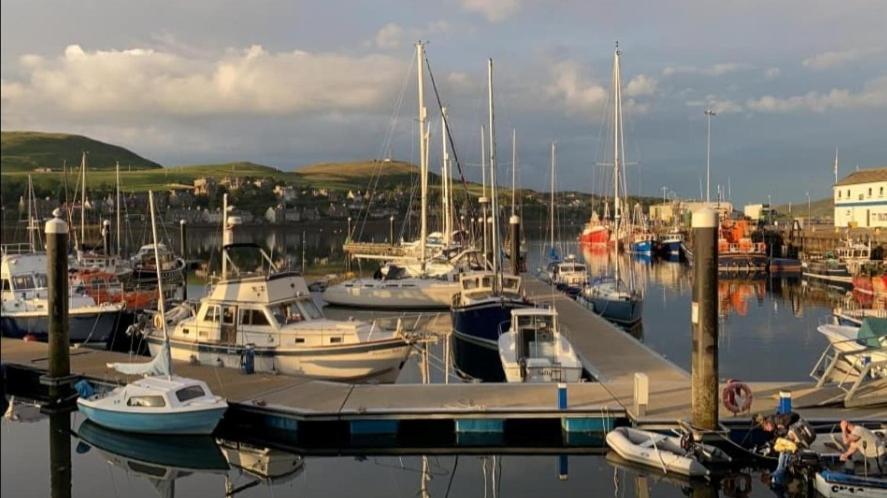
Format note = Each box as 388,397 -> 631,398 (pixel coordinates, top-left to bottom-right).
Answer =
802,48 -> 883,70
625,74 -> 657,97
373,23 -> 404,49
0,44 -> 405,122
662,62 -> 752,77
545,61 -> 607,115
459,0 -> 521,22
746,76 -> 887,113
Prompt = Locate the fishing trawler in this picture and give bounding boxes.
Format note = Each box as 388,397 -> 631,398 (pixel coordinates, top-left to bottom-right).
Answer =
803,238 -> 873,285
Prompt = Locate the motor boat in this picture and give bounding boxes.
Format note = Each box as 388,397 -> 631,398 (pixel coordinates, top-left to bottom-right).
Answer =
1,250 -> 125,344
451,272 -> 529,381
817,318 -> 887,378
552,256 -> 587,296
497,307 -> 582,383
147,243 -> 413,382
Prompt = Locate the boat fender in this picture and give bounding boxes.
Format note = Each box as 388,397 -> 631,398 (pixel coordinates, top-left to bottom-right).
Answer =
74,379 -> 95,399
722,379 -> 753,415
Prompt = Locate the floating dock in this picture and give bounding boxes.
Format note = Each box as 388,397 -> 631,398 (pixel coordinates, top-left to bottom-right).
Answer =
2,276 -> 884,446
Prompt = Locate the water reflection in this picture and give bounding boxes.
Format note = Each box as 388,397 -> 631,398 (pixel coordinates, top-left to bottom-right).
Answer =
0,395 -> 826,498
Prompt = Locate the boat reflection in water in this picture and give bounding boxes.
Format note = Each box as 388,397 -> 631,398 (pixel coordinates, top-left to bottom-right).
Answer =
75,419 -> 304,497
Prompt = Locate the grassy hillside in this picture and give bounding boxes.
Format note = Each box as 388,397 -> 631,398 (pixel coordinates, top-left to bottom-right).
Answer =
2,161 -> 293,193
295,160 -> 423,189
1,131 -> 162,172
774,197 -> 833,219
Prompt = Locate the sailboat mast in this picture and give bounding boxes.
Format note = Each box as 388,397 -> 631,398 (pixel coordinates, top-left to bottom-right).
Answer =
612,46 -> 622,248
147,190 -> 172,377
80,152 -> 86,250
417,42 -> 428,268
511,129 -> 517,216
834,147 -> 839,184
115,162 -> 121,256
550,143 -> 556,251
441,107 -> 451,245
480,126 -> 488,260
27,174 -> 35,251
222,193 -> 228,279
487,58 -> 499,276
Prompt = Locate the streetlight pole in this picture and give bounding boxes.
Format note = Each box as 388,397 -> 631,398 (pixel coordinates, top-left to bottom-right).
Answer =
807,192 -> 811,221
705,108 -> 717,204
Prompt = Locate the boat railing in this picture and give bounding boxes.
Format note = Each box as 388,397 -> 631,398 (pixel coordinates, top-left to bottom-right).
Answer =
0,243 -> 35,255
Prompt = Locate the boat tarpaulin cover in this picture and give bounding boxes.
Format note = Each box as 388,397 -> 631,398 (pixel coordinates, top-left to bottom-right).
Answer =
858,318 -> 887,348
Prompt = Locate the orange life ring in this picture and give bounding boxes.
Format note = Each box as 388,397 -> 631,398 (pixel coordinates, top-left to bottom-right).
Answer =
722,379 -> 753,415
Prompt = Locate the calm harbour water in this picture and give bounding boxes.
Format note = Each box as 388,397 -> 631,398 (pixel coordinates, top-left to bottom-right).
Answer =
2,224 -> 849,497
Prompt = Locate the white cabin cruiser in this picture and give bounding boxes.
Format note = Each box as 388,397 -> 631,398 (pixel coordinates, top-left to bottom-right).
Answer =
147,243 -> 412,382
1,250 -> 124,343
321,250 -> 483,310
497,307 -> 582,383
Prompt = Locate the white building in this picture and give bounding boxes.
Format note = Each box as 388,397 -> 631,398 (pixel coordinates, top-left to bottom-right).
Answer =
743,203 -> 771,221
833,167 -> 887,228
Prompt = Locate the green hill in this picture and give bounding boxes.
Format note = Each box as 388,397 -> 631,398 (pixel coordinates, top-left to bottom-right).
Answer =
295,159 -> 423,188
1,131 -> 162,172
774,197 -> 833,219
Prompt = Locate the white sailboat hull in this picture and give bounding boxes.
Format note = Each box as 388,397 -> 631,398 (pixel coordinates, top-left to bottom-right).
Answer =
322,279 -> 460,309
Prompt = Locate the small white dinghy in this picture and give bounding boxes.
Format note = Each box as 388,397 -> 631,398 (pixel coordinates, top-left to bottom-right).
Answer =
77,191 -> 227,435
605,427 -> 731,477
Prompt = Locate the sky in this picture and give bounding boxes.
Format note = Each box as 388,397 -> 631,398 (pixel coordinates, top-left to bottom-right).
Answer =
2,0 -> 886,205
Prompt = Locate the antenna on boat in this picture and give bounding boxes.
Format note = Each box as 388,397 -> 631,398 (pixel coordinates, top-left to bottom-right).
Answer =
222,193 -> 228,279
148,190 -> 173,379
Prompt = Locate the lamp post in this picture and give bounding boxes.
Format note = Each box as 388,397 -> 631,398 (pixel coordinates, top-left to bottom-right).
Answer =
806,192 -> 811,221
347,216 -> 352,240
705,108 -> 717,204
389,215 -> 395,245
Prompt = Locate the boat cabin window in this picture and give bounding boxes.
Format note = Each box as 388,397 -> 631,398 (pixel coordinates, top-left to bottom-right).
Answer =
240,309 -> 271,327
502,277 -> 521,292
126,395 -> 166,407
222,306 -> 236,325
175,385 -> 206,402
270,301 -> 305,325
516,314 -> 556,334
1,279 -> 9,291
12,274 -> 36,290
202,305 -> 220,323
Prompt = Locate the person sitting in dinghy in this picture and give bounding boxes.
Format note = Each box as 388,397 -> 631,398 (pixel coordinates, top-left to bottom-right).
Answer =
839,420 -> 885,476
756,413 -> 816,485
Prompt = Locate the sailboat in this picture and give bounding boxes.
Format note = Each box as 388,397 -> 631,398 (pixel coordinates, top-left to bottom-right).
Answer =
323,42 -> 463,310
542,142 -> 563,277
451,58 -> 531,382
77,191 -> 228,435
576,44 -> 644,327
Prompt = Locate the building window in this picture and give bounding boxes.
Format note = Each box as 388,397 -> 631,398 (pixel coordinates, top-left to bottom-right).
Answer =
881,187 -> 884,197
869,188 -> 872,197
848,189 -> 851,198
838,190 -> 842,199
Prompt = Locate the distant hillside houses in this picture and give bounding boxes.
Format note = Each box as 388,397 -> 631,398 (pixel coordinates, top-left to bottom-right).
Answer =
834,167 -> 887,228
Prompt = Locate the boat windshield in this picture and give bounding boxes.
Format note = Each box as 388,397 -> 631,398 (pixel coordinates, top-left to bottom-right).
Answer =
270,299 -> 322,325
516,314 -> 556,334
12,273 -> 46,290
